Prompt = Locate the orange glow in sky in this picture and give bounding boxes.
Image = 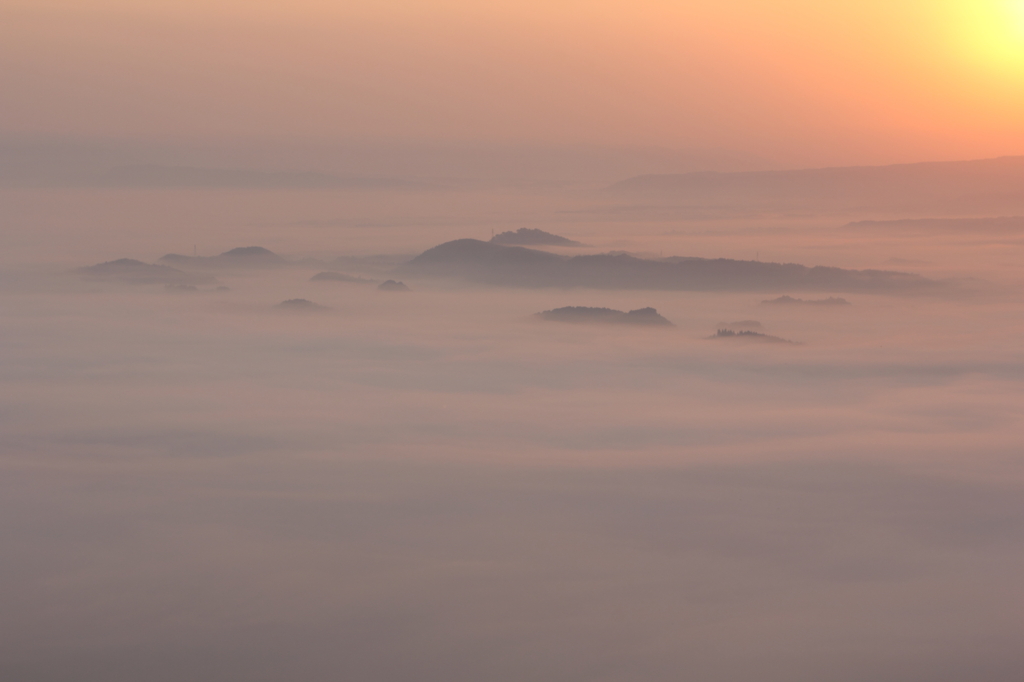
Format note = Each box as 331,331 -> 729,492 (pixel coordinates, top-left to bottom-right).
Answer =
1,0 -> 1023,165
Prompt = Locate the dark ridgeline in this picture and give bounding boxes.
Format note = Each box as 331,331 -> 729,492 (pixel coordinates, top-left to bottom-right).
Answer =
761,295 -> 851,306
537,306 -> 673,326
400,239 -> 935,293
607,156 -> 1024,213
378,280 -> 411,292
76,258 -> 215,286
490,228 -> 582,247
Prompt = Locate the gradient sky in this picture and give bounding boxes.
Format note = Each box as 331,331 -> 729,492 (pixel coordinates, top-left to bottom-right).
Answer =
3,0 -> 1024,165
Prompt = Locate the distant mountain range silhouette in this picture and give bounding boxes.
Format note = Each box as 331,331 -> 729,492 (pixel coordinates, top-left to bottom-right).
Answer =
608,156 -> 1024,213
399,239 -> 935,293
378,280 -> 411,292
77,258 -> 215,286
160,246 -> 287,269
537,306 -> 673,326
491,228 -> 582,246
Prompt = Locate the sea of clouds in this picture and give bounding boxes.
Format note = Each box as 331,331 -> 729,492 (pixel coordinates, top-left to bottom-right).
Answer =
1,185 -> 1022,681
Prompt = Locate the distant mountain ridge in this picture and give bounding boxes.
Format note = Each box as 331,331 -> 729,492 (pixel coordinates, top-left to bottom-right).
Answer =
399,239 -> 937,293
160,246 -> 287,269
608,156 -> 1024,213
76,258 -> 215,286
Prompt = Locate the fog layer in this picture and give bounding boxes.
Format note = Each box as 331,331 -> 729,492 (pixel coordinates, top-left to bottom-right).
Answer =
2,173 -> 1023,681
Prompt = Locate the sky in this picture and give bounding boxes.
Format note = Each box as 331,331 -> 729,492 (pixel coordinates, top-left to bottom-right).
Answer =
3,0 -> 1024,166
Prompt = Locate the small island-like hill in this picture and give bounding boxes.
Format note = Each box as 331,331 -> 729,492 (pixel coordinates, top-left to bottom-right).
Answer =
761,295 -> 850,306
491,228 -> 582,247
536,306 -> 673,326
711,329 -> 797,344
276,298 -> 330,311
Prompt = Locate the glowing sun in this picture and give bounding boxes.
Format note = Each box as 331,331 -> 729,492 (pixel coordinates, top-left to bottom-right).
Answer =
957,0 -> 1024,71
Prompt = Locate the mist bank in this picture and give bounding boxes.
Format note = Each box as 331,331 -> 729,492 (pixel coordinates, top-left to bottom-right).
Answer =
609,156 -> 1024,214
4,224 -> 1024,682
101,165 -> 425,190
845,216 -> 1024,233
0,138 -> 765,190
400,239 -> 938,293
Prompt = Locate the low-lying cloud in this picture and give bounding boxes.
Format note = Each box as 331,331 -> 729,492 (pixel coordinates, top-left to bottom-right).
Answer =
2,179 -> 1023,682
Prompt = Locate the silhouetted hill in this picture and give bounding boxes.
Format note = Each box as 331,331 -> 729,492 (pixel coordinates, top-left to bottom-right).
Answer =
220,246 -> 281,260
276,298 -> 330,311
378,280 -> 411,292
608,156 -> 1024,213
537,306 -> 673,326
491,228 -> 582,246
76,259 -> 214,286
400,239 -> 936,293
160,246 -> 287,269
761,295 -> 851,306
310,271 -> 375,283
712,329 -> 796,344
